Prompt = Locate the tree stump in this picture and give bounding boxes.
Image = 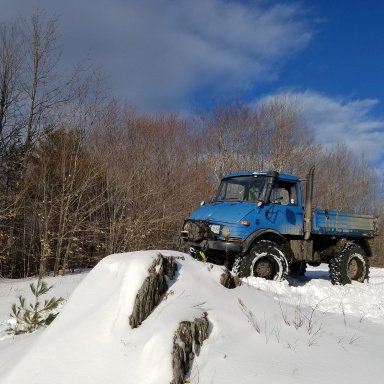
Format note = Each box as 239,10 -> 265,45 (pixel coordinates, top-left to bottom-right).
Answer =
171,313 -> 209,384
129,254 -> 176,328
220,268 -> 241,289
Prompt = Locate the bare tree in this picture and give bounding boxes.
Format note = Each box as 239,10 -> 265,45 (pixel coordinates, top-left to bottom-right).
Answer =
0,21 -> 23,144
201,101 -> 256,181
0,20 -> 24,197
255,97 -> 313,172
21,10 -> 60,154
200,97 -> 313,181
311,144 -> 376,213
0,9 -> 109,277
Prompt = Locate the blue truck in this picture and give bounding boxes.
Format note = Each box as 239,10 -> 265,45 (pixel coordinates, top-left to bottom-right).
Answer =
180,167 -> 379,284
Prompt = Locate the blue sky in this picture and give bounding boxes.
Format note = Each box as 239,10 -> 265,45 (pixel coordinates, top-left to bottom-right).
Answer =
1,0 -> 384,176
280,1 -> 384,100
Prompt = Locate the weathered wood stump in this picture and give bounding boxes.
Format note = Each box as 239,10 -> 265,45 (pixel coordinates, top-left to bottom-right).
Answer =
220,268 -> 241,289
171,313 -> 209,384
129,254 -> 176,328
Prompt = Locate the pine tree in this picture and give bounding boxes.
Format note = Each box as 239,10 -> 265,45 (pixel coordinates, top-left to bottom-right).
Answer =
7,276 -> 63,335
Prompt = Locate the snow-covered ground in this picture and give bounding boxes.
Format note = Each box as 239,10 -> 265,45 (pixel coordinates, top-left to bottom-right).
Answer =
0,250 -> 383,383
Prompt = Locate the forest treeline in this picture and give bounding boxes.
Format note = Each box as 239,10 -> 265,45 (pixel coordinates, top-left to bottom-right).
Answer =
0,11 -> 382,277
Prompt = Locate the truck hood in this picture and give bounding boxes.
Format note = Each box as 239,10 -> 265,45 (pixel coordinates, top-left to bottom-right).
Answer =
188,202 -> 255,224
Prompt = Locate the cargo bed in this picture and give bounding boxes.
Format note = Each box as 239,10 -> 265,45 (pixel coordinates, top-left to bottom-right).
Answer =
312,209 -> 378,238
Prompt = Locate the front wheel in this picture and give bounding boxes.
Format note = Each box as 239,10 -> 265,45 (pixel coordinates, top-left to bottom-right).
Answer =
238,241 -> 288,281
329,243 -> 369,285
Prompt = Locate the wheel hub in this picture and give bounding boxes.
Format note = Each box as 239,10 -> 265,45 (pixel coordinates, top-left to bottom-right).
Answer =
254,259 -> 276,279
347,257 -> 363,280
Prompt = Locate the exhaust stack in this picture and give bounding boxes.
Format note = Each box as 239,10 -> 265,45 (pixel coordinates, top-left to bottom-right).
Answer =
304,166 -> 315,240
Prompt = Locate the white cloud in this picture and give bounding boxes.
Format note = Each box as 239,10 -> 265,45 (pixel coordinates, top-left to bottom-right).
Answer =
262,90 -> 384,177
0,0 -> 312,110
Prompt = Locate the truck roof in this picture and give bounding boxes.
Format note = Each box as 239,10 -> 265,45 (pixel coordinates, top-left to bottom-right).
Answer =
222,171 -> 299,182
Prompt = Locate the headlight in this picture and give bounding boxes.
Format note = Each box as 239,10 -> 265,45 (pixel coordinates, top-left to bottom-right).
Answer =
221,226 -> 230,238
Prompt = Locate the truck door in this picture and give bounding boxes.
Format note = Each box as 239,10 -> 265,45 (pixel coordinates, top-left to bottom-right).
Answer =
265,180 -> 304,236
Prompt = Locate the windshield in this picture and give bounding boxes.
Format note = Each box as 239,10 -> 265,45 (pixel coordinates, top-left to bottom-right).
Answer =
213,176 -> 267,203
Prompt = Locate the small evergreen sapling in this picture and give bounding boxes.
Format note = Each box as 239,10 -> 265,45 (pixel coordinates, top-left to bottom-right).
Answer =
7,276 -> 64,335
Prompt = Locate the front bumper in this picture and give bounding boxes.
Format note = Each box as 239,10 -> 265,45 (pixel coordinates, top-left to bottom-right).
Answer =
180,236 -> 243,253
205,239 -> 242,252
180,220 -> 243,256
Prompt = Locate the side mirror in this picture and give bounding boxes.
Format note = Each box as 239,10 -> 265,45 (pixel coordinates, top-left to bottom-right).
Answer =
200,201 -> 205,206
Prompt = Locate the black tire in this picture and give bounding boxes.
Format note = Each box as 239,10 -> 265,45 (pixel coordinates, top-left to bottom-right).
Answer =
289,261 -> 307,276
329,243 -> 369,285
239,241 -> 288,281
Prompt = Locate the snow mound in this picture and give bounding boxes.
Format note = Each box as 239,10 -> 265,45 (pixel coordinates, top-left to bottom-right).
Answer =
2,251 -> 384,384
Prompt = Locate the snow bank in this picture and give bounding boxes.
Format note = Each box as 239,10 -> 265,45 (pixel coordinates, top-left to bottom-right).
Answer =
246,265 -> 384,321
1,251 -> 210,384
0,251 -> 384,384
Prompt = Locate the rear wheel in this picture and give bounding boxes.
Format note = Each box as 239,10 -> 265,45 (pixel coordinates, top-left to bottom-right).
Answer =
329,243 -> 369,285
239,241 -> 288,281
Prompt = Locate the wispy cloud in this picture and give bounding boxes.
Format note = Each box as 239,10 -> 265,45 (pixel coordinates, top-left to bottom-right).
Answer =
1,0 -> 312,110
263,91 -> 384,176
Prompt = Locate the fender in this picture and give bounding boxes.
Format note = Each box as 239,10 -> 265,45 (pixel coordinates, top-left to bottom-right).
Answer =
353,237 -> 373,258
242,228 -> 291,254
